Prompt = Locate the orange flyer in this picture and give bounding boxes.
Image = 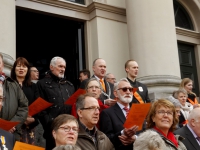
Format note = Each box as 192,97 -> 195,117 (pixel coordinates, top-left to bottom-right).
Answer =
65,88 -> 86,105
28,97 -> 53,116
123,103 -> 151,130
14,141 -> 45,150
0,119 -> 19,131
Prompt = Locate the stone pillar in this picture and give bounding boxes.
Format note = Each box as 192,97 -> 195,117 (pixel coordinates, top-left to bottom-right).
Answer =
0,0 -> 15,76
125,0 -> 181,100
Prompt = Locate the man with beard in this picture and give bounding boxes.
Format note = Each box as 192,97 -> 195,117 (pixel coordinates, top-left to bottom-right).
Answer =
37,56 -> 75,150
125,60 -> 150,104
80,58 -> 116,106
99,78 -> 138,150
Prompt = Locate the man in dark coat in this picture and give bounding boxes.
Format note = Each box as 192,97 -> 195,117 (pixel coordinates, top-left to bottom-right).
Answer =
37,56 -> 75,150
100,78 -> 138,150
125,60 -> 150,104
174,107 -> 200,150
80,58 -> 115,106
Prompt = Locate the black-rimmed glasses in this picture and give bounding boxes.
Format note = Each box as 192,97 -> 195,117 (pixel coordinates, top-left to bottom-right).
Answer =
58,125 -> 79,134
80,106 -> 100,112
117,87 -> 133,92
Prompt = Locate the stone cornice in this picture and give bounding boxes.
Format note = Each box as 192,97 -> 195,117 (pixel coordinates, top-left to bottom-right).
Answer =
176,27 -> 200,39
29,0 -> 126,16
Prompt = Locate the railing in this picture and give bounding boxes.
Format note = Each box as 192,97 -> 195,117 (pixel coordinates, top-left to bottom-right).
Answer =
66,0 -> 85,5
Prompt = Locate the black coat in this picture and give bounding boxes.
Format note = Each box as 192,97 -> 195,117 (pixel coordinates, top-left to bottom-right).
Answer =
0,128 -> 15,150
174,125 -> 200,150
99,103 -> 133,150
80,75 -> 114,103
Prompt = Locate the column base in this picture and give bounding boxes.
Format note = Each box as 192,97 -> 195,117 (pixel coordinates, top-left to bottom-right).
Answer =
1,52 -> 14,77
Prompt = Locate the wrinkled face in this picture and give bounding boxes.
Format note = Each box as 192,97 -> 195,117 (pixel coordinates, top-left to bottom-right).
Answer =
92,59 -> 106,79
106,74 -> 116,84
78,96 -> 100,129
184,81 -> 193,93
152,106 -> 173,134
30,67 -> 39,80
114,81 -> 133,105
0,56 -> 4,74
125,61 -> 139,78
52,121 -> 78,146
86,80 -> 101,99
15,62 -> 28,78
50,58 -> 66,78
79,73 -> 88,82
177,92 -> 187,106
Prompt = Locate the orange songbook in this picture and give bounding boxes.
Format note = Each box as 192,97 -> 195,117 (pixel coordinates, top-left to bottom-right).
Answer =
0,119 -> 19,131
65,88 -> 86,105
14,141 -> 45,150
123,103 -> 151,130
28,97 -> 53,117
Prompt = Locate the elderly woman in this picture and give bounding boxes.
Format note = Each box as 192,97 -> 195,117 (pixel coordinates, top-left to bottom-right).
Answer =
52,114 -> 79,147
53,145 -> 81,150
180,78 -> 199,107
146,99 -> 186,150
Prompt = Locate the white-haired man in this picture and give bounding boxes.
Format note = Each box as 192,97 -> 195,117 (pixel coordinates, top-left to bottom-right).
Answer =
100,78 -> 138,150
174,107 -> 200,150
37,56 -> 75,150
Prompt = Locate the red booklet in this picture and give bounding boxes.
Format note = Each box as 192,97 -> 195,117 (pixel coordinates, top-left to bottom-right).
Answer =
28,97 -> 53,116
0,119 -> 19,131
65,89 -> 86,105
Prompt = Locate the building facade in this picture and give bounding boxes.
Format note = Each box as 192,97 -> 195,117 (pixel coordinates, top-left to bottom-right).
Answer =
0,0 -> 200,100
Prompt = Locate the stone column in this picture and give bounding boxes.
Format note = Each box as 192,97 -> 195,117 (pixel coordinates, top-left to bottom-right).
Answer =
0,0 -> 15,76
125,0 -> 181,100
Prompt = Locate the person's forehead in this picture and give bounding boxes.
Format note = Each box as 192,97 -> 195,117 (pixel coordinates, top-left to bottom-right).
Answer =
31,67 -> 37,70
56,59 -> 66,65
84,96 -> 99,106
128,61 -> 138,67
109,74 -> 115,78
88,80 -> 99,86
118,81 -> 131,88
95,59 -> 106,66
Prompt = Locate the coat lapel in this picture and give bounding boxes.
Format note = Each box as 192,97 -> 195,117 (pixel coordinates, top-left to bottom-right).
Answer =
113,103 -> 126,124
185,126 -> 200,150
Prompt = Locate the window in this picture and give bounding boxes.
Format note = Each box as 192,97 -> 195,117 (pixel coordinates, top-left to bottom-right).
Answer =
66,0 -> 85,5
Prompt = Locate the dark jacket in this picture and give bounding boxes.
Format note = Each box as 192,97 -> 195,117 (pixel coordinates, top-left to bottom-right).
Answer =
0,128 -> 15,150
1,77 -> 28,141
37,71 -> 74,137
76,123 -> 114,150
127,78 -> 150,104
80,75 -> 114,103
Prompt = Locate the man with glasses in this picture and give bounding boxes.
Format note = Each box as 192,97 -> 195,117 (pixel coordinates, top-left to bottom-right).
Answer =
125,60 -> 150,104
30,66 -> 39,83
76,93 -> 114,150
105,73 -> 116,84
174,107 -> 200,150
100,78 -> 138,150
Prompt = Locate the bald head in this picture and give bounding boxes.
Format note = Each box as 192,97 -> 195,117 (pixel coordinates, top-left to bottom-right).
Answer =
188,107 -> 200,137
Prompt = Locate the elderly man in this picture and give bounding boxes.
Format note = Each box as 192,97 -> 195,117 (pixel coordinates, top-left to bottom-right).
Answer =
174,107 -> 200,150
37,56 -> 75,150
80,58 -> 116,106
0,53 -> 28,141
99,78 -> 138,150
105,73 -> 116,84
76,93 -> 114,150
125,60 -> 150,104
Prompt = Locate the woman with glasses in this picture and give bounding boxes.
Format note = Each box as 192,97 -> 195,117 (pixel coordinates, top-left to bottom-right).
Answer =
138,99 -> 187,150
52,114 -> 80,147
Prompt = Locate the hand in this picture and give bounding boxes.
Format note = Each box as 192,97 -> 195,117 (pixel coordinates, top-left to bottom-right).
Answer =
104,99 -> 116,106
124,125 -> 138,137
9,127 -> 16,133
118,134 -> 135,145
24,116 -> 35,125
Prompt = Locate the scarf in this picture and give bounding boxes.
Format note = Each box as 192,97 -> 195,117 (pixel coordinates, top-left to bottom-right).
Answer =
154,126 -> 178,148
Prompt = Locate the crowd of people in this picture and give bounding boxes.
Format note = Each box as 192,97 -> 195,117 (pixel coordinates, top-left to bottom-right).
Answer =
0,53 -> 200,150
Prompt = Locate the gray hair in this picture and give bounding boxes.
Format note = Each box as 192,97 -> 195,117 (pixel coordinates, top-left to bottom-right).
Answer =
173,89 -> 188,99
166,96 -> 181,108
105,73 -> 111,80
188,107 -> 200,122
52,145 -> 81,150
114,78 -> 130,90
134,130 -> 166,150
50,56 -> 66,67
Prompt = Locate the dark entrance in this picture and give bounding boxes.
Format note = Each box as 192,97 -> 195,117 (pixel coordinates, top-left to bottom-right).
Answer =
16,8 -> 85,89
178,42 -> 199,96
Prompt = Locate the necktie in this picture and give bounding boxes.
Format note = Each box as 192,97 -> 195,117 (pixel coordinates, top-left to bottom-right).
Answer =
123,106 -> 129,118
99,79 -> 106,91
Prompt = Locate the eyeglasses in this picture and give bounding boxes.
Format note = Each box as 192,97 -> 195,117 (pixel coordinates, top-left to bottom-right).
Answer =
87,86 -> 100,90
80,106 -> 100,112
117,87 -> 133,92
31,70 -> 39,73
107,78 -> 116,81
156,110 -> 173,116
175,110 -> 181,115
59,125 -> 79,134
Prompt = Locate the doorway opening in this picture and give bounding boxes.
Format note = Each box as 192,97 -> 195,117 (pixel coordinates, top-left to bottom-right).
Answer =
16,8 -> 86,89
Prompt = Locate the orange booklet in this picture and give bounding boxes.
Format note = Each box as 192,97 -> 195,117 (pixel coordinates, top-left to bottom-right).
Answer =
14,141 -> 45,150
28,97 -> 53,116
0,119 -> 19,131
123,103 -> 151,130
65,89 -> 86,105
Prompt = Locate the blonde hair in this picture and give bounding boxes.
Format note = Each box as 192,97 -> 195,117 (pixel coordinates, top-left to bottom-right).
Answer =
180,78 -> 196,96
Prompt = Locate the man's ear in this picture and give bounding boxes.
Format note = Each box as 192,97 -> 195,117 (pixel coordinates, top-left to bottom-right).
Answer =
77,109 -> 82,118
52,130 -> 56,140
191,119 -> 196,127
125,67 -> 129,73
50,65 -> 53,71
114,90 -> 118,98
